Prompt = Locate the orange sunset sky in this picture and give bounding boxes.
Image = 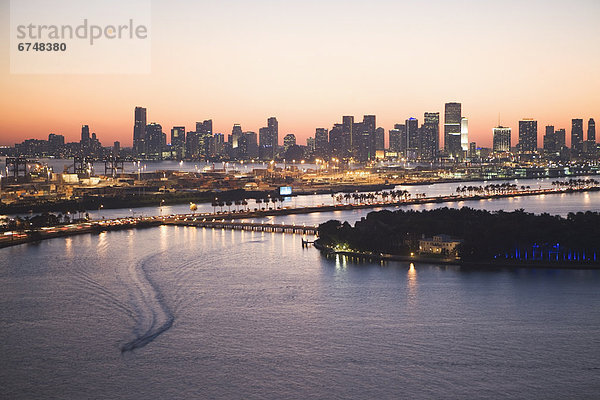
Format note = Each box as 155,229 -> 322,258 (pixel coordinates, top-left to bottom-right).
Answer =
0,0 -> 599,148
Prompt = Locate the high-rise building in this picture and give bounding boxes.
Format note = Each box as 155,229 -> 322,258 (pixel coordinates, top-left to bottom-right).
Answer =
306,137 -> 315,154
359,115 -> 377,161
571,118 -> 584,154
342,116 -> 354,154
258,117 -> 278,160
492,126 -> 511,153
406,118 -> 420,160
588,118 -> 596,142
48,133 -> 65,155
389,124 -> 406,154
196,120 -> 213,159
314,128 -> 329,158
543,125 -> 556,154
171,126 -> 186,159
209,133 -> 225,158
145,123 -> 165,159
283,134 -> 296,150
469,142 -> 477,157
81,125 -> 90,148
585,118 -> 596,158
245,132 -> 258,159
375,127 -> 385,152
518,119 -> 537,153
268,117 -> 279,157
460,118 -> 469,152
329,123 -> 348,160
444,102 -> 462,158
555,128 -> 566,149
133,106 -> 147,156
423,112 -> 440,158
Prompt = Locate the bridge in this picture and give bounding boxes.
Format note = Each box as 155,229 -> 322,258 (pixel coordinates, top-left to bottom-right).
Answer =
163,216 -> 318,236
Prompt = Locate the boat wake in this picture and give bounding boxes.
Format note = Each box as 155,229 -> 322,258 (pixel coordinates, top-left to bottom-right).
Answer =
121,251 -> 175,353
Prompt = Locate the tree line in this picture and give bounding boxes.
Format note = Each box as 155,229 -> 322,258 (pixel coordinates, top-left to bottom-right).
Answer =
317,207 -> 600,264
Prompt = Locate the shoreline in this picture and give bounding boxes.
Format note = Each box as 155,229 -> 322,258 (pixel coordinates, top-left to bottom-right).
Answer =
313,242 -> 600,271
2,186 -> 600,253
3,171 -> 600,215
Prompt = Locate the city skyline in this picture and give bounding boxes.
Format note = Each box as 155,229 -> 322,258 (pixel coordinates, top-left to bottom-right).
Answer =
1,0 -> 599,146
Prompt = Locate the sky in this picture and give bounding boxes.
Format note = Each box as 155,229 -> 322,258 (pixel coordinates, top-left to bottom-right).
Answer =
0,0 -> 599,148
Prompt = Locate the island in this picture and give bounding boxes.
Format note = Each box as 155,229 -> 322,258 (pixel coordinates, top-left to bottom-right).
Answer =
315,207 -> 600,268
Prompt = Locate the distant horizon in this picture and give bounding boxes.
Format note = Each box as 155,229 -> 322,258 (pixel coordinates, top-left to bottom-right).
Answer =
1,0 -> 598,147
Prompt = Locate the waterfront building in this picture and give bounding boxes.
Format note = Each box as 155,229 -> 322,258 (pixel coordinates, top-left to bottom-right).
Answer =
375,127 -> 385,152
314,128 -> 329,159
48,133 -> 64,155
342,116 -> 354,155
492,126 -> 511,153
170,126 -> 186,160
469,142 -> 476,158
444,102 -> 462,158
571,118 -> 584,156
588,118 -> 596,142
423,112 -> 440,159
585,118 -> 596,158
543,126 -> 556,154
209,133 -> 225,158
461,117 -> 469,153
555,128 -> 566,149
306,137 -> 315,155
81,125 -> 90,150
358,115 -> 376,162
145,123 -> 165,159
246,132 -> 258,159
329,123 -> 349,160
419,234 -> 463,256
133,106 -> 147,156
283,134 -> 296,151
389,124 -> 406,155
518,119 -> 537,153
259,117 -> 278,160
406,118 -> 419,161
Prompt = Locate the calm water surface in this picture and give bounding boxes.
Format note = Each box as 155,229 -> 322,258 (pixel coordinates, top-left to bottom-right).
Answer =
1,222 -> 600,399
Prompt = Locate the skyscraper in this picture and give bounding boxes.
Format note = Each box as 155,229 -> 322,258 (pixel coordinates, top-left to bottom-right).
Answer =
375,127 -> 385,152
492,126 -> 511,153
145,123 -> 164,159
588,118 -> 596,142
585,118 -> 596,158
268,117 -> 278,158
423,112 -> 440,159
543,125 -> 556,154
258,117 -> 279,160
342,116 -> 354,154
444,102 -> 462,158
571,118 -> 584,154
329,123 -> 348,160
314,128 -> 329,159
389,124 -> 406,155
81,125 -> 90,146
171,126 -> 186,160
406,117 -> 419,160
555,128 -> 566,149
460,117 -> 469,152
283,133 -> 296,150
133,106 -> 147,156
518,119 -> 537,153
